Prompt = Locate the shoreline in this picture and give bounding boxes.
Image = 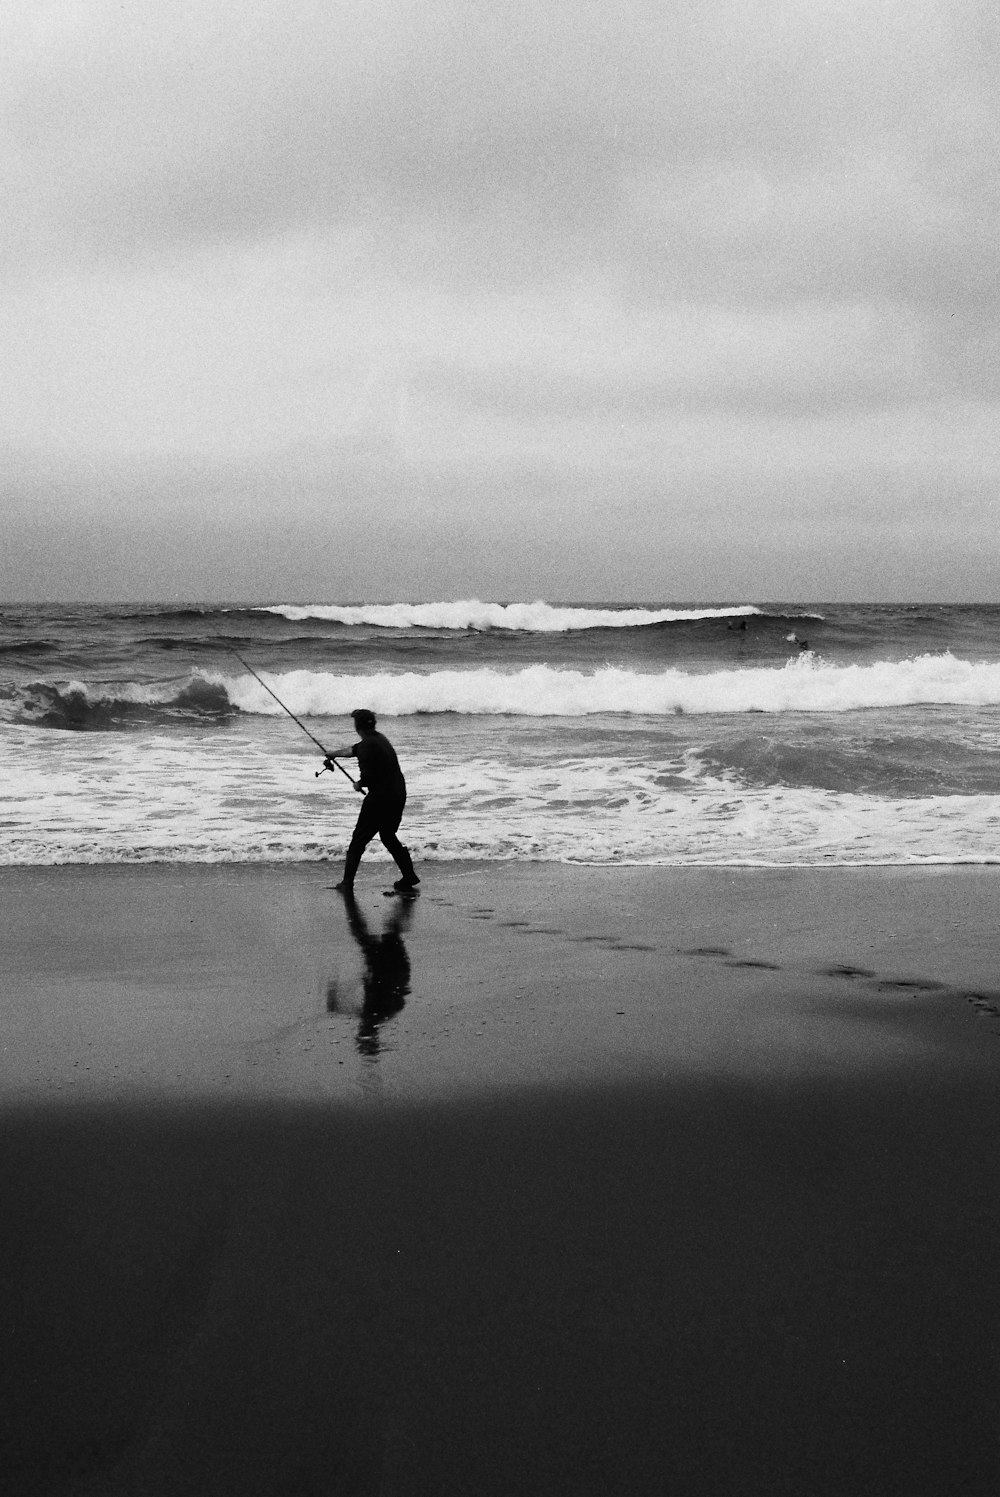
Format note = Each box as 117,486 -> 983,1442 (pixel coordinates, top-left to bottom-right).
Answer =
4,860 -> 1000,1105
3,862 -> 1000,1493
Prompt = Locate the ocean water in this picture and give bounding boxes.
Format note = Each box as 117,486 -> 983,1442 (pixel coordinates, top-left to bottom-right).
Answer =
2,599 -> 1000,867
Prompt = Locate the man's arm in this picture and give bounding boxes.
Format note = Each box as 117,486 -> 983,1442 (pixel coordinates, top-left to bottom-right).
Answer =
323,746 -> 365,791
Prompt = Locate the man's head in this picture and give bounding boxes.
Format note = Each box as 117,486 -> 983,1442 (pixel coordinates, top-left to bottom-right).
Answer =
351,708 -> 377,734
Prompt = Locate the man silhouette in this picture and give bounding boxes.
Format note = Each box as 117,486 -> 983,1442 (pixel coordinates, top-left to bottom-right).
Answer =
326,709 -> 419,892
327,891 -> 413,1058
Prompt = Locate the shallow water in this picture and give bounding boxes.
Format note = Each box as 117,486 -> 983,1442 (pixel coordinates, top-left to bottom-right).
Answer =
2,599 -> 1000,865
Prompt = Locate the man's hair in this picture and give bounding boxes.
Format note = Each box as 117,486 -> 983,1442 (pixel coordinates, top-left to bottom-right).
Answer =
351,708 -> 377,732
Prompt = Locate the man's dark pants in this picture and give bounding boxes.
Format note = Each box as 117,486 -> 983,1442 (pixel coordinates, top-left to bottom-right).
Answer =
343,793 -> 416,884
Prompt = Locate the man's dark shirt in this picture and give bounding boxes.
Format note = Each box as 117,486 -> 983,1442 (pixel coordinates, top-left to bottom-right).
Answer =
352,731 -> 406,799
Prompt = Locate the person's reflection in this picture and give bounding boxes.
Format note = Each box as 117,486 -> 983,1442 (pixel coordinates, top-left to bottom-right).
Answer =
327,891 -> 413,1058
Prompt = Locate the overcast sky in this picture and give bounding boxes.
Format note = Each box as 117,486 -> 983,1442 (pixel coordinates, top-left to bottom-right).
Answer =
3,0 -> 998,601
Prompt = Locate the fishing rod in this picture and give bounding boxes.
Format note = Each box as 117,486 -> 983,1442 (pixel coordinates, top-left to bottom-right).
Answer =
228,648 -> 358,786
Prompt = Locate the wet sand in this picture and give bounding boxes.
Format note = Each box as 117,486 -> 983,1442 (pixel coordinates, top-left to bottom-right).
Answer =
3,862 -> 1000,1493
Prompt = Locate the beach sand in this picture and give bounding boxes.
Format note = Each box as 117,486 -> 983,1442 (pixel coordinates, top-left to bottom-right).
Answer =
3,862 -> 1000,1494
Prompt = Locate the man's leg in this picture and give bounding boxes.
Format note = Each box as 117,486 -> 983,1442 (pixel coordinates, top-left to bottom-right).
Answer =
383,835 -> 418,887
378,800 -> 419,888
335,798 -> 379,889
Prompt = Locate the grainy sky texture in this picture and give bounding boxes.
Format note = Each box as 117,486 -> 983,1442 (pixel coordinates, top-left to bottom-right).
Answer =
3,0 -> 998,600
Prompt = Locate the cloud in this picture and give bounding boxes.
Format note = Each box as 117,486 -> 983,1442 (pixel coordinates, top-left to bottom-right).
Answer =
5,1 -> 996,385
2,0 -> 998,599
5,1 -> 996,282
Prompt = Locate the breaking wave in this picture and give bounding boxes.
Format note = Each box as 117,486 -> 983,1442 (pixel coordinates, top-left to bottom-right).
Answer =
5,676 -> 236,730
255,600 -> 777,631
227,652 -> 1000,718
12,652 -> 1000,731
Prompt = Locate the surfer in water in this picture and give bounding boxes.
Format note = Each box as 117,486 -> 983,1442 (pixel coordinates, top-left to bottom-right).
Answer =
325,709 -> 420,893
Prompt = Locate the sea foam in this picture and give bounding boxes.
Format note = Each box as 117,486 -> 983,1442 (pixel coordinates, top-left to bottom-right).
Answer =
3,724 -> 999,867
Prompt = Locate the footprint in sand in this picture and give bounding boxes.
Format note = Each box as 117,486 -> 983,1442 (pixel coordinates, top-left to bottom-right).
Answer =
821,966 -> 1000,1029
962,992 -> 1000,1021
874,977 -> 949,995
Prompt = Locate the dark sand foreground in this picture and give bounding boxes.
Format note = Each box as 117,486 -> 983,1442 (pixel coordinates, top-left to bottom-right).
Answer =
3,862 -> 1000,1494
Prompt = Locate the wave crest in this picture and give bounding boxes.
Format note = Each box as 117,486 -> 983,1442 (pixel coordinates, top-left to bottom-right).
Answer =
8,675 -> 236,730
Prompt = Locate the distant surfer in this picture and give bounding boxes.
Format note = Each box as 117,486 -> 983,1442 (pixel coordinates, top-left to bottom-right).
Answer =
326,709 -> 420,892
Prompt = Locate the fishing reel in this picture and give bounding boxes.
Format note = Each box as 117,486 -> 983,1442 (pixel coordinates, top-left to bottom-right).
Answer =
317,757 -> 364,791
